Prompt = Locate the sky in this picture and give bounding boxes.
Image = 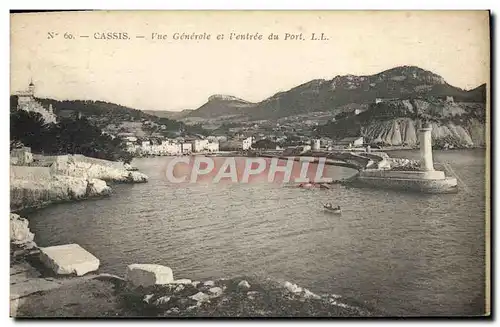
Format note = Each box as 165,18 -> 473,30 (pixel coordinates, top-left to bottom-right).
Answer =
10,11 -> 490,111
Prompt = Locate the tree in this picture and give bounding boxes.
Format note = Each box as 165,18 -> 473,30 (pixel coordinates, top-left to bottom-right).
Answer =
10,110 -> 133,163
253,139 -> 277,149
10,110 -> 52,152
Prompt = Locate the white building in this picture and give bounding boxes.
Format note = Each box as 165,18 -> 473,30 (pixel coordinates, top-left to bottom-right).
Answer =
192,139 -> 209,152
132,139 -> 184,156
311,139 -> 321,151
162,141 -> 182,155
181,143 -> 193,154
206,142 -> 219,152
242,137 -> 253,150
191,139 -> 220,153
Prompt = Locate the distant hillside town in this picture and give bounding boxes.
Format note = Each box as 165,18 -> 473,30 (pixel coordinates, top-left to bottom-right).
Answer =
11,80 -> 370,160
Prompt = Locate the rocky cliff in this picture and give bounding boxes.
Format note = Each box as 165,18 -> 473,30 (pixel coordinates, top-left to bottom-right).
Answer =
319,97 -> 486,148
360,117 -> 485,148
48,154 -> 148,183
10,154 -> 148,211
10,174 -> 112,212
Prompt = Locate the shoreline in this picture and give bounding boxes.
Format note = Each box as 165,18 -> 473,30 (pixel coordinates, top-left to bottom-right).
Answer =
381,146 -> 486,152
10,154 -> 148,212
125,146 -> 486,161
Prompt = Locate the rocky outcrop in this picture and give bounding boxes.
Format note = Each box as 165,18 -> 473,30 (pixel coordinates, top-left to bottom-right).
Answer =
119,275 -> 373,317
10,154 -> 147,211
10,213 -> 36,255
10,174 -> 112,211
50,155 -> 148,183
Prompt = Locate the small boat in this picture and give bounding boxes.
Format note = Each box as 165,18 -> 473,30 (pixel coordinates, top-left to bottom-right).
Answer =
323,204 -> 342,214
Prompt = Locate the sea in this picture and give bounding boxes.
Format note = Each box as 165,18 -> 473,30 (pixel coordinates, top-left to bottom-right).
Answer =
24,149 -> 487,316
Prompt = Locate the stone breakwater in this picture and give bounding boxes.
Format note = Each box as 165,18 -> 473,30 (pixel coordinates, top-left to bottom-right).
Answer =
10,214 -> 374,318
10,154 -> 148,211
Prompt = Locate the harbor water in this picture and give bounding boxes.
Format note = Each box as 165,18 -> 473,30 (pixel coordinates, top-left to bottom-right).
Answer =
25,149 -> 487,316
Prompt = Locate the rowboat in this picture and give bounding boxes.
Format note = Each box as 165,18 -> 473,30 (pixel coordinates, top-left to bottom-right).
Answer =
323,204 -> 342,214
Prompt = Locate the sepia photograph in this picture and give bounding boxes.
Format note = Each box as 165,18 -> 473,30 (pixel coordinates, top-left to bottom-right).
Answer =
9,10 -> 490,318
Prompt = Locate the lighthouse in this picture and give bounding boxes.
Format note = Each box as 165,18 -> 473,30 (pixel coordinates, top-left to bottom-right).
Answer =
418,122 -> 434,171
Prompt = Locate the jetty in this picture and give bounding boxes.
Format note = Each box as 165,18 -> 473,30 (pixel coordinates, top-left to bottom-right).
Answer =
257,124 -> 458,194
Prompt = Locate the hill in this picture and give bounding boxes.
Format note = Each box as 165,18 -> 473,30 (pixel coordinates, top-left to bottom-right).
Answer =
143,109 -> 194,120
18,97 -> 208,137
186,94 -> 255,119
184,66 -> 486,121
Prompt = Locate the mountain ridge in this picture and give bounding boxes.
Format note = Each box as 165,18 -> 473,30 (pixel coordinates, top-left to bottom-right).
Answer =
180,66 -> 486,120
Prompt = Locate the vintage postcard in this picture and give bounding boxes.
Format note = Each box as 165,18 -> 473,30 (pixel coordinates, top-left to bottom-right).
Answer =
9,10 -> 490,318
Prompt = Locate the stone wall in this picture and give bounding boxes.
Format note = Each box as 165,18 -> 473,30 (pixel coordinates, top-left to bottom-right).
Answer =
50,155 -> 147,183
359,169 -> 446,180
353,175 -> 458,194
10,166 -> 52,181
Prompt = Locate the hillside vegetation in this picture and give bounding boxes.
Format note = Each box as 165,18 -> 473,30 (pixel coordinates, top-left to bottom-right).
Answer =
30,97 -> 207,137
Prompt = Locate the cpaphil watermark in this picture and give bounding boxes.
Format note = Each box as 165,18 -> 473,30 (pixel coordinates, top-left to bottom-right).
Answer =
164,156 -> 332,184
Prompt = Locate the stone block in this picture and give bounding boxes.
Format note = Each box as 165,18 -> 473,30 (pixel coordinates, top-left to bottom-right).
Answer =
125,264 -> 174,288
39,244 -> 100,276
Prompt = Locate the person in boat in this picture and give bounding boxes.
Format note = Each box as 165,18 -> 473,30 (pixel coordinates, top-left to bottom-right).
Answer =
325,203 -> 340,210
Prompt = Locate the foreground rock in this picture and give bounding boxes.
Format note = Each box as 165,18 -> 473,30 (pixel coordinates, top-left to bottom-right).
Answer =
10,213 -> 36,253
39,244 -> 100,276
119,276 -> 375,317
125,264 -> 174,288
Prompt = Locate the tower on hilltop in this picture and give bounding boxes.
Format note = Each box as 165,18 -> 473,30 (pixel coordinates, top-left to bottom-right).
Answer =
28,78 -> 35,95
15,79 -> 58,124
